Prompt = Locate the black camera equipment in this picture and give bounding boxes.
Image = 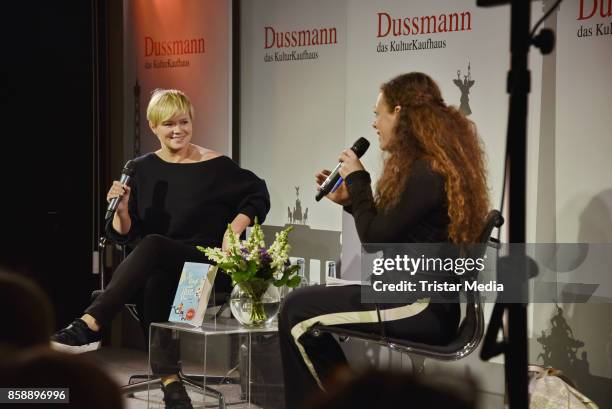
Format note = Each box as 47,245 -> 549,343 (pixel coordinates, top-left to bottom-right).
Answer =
476,1 -> 561,408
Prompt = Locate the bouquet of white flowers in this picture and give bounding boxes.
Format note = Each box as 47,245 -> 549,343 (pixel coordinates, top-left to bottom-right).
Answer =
197,219 -> 301,325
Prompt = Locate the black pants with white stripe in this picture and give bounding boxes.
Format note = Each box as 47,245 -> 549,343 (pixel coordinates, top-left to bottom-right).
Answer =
278,284 -> 459,409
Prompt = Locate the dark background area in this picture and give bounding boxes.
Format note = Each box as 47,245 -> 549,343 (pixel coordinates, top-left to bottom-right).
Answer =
1,1 -> 107,329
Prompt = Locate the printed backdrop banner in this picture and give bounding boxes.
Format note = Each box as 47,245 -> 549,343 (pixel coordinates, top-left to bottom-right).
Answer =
555,0 -> 612,243
240,0 -> 347,283
341,0 -> 544,278
239,0 -> 544,282
240,0 -> 347,232
538,0 -> 612,383
124,0 -> 231,157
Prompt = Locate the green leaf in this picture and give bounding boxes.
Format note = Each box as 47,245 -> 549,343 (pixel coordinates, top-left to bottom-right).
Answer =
283,265 -> 300,275
287,275 -> 302,288
274,274 -> 288,287
217,262 -> 235,272
246,260 -> 259,274
232,270 -> 252,283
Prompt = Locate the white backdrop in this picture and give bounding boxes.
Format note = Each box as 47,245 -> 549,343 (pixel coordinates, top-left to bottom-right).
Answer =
240,0 -> 348,232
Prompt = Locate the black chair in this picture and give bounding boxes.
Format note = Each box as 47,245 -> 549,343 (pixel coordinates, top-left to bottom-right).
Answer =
95,237 -> 235,408
309,210 -> 504,373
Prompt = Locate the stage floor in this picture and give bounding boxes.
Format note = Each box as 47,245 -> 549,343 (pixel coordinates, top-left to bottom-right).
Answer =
88,346 -> 504,409
88,347 -> 256,409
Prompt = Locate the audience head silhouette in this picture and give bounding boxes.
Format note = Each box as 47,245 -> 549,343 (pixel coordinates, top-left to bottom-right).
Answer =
304,368 -> 476,409
0,346 -> 124,409
0,271 -> 54,348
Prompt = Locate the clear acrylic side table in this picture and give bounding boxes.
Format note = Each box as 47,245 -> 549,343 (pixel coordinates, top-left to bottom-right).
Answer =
148,318 -> 280,409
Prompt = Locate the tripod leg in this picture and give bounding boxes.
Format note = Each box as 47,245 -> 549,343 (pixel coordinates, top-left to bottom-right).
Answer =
480,302 -> 506,361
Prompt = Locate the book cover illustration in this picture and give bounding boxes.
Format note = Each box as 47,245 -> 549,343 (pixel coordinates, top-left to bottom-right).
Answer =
169,262 -> 217,327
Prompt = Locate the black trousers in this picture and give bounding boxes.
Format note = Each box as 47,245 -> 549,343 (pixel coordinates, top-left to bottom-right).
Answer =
278,285 -> 460,409
86,234 -> 232,374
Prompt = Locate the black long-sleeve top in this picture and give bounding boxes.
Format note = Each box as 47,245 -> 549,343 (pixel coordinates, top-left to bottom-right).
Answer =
344,159 -> 449,244
106,153 -> 270,248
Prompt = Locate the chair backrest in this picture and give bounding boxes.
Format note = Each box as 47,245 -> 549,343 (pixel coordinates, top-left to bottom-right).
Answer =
381,209 -> 504,360
449,210 -> 504,355
462,209 -> 504,298
465,209 -> 504,260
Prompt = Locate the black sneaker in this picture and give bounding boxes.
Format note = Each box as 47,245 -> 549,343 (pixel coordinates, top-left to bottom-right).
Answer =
50,318 -> 102,353
162,381 -> 193,409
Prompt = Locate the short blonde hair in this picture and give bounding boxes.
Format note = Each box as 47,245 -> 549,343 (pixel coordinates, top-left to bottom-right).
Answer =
146,89 -> 194,127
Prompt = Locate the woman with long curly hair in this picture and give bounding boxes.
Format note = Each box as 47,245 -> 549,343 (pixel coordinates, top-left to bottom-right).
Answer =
279,72 -> 489,409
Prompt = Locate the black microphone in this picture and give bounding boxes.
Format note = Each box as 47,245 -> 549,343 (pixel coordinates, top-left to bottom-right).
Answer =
105,160 -> 136,220
315,137 -> 370,202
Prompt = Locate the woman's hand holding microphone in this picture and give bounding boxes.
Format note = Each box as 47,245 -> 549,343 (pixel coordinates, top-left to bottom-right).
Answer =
106,181 -> 132,235
315,149 -> 365,207
106,181 -> 131,214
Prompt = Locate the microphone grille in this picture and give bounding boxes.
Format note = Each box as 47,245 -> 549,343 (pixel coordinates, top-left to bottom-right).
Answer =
351,137 -> 370,158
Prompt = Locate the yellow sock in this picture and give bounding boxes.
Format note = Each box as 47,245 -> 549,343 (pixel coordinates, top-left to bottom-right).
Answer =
162,375 -> 180,387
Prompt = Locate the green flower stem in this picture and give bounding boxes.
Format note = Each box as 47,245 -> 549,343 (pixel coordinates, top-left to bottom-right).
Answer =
240,280 -> 270,326
249,300 -> 267,325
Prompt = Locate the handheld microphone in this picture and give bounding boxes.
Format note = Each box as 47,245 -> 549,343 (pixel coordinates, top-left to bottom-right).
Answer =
105,160 -> 136,220
315,137 -> 370,202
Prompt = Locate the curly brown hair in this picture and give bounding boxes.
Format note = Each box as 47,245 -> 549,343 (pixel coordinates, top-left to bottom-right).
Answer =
377,72 -> 489,244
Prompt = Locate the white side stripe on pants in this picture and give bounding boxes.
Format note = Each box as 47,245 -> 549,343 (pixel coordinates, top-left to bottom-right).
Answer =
289,298 -> 430,389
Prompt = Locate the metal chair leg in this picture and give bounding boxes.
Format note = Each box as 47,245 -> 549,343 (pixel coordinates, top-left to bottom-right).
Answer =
179,373 -> 238,385
121,377 -> 162,397
127,374 -> 150,383
121,374 -> 230,408
405,353 -> 426,375
181,375 -> 227,409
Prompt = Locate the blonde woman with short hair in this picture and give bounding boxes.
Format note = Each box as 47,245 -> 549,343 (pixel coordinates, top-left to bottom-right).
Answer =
52,89 -> 270,409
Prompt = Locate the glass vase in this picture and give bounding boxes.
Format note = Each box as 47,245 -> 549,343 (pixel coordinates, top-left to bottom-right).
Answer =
229,280 -> 280,327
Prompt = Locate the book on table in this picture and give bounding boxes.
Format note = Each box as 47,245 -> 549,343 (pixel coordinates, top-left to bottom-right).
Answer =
168,262 -> 217,327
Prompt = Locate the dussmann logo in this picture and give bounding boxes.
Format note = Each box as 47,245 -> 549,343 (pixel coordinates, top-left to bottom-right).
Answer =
376,10 -> 472,53
143,36 -> 205,69
145,36 -> 205,57
263,25 -> 338,63
377,10 -> 472,37
264,26 -> 338,49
